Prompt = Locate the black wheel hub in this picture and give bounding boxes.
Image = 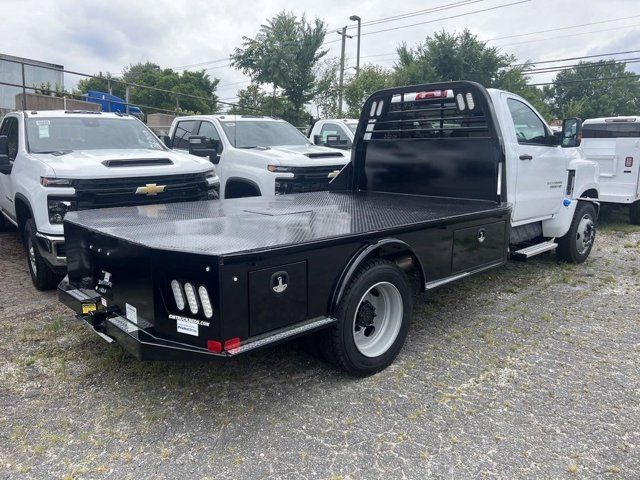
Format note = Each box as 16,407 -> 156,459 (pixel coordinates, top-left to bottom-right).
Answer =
355,300 -> 377,335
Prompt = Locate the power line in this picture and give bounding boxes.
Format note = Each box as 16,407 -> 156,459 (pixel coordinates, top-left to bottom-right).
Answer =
496,23 -> 640,47
486,14 -> 640,42
528,73 -> 640,87
523,58 -> 640,75
512,49 -> 640,67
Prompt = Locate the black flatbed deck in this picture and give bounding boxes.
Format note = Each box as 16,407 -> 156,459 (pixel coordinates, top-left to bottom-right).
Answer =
65,191 -> 510,257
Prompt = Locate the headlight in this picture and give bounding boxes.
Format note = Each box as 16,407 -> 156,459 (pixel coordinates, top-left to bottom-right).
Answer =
41,177 -> 73,187
47,197 -> 76,224
205,170 -> 218,186
267,165 -> 292,173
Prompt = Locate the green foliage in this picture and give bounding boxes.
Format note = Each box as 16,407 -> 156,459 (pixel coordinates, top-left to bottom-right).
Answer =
33,82 -> 67,98
75,63 -> 219,114
546,60 -> 640,119
227,83 -> 297,121
313,58 -> 342,118
231,11 -> 328,123
344,65 -> 393,118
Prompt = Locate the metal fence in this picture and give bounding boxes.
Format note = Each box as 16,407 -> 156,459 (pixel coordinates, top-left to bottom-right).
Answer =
0,55 -> 241,119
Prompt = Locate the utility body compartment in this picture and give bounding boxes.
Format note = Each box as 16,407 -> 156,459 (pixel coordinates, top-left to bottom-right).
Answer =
59,81 -> 512,361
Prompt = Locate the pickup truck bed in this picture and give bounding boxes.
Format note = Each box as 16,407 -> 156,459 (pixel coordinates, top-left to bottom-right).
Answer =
64,191 -> 509,257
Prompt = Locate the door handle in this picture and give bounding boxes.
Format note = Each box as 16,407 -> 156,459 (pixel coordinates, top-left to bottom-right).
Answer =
519,154 -> 533,161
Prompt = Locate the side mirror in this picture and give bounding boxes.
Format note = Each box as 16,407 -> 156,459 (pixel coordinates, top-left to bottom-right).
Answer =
325,134 -> 350,150
188,135 -> 220,163
313,134 -> 323,146
0,136 -> 11,175
561,117 -> 583,148
159,135 -> 172,148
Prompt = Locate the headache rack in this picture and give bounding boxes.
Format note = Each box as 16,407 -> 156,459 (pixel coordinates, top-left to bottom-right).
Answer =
340,81 -> 506,204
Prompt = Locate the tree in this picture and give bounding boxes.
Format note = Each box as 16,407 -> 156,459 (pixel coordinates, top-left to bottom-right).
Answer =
75,63 -> 219,114
231,11 -> 328,125
227,83 -> 293,117
313,58 -> 341,118
343,65 -> 393,118
392,30 -> 538,108
546,60 -> 640,119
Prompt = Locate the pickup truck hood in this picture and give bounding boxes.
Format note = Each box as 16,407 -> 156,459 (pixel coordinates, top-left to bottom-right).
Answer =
242,144 -> 350,167
31,149 -> 214,179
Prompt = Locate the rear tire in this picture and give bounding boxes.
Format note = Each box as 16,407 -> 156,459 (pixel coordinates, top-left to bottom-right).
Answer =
556,201 -> 597,263
24,219 -> 62,291
630,201 -> 640,226
321,259 -> 413,376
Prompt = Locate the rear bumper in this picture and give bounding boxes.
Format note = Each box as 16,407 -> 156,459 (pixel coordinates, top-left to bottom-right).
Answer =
58,277 -> 336,361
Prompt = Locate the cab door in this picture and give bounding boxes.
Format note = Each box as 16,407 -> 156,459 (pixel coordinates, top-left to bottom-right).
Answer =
504,95 -> 566,223
0,116 -> 18,221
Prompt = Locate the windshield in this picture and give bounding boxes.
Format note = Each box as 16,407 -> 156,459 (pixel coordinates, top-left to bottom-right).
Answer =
346,123 -> 358,133
220,120 -> 310,148
26,117 -> 165,153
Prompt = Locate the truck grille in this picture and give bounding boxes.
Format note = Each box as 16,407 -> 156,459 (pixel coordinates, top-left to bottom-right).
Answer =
74,173 -> 210,210
275,165 -> 344,194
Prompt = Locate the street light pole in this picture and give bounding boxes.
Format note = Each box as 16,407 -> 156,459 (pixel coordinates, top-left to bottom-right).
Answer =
336,26 -> 353,116
349,15 -> 362,78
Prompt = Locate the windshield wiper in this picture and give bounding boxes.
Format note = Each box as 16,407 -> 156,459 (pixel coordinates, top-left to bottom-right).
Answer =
32,150 -> 73,156
238,145 -> 271,150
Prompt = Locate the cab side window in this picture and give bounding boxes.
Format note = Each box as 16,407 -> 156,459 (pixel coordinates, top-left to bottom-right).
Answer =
197,121 -> 223,152
507,99 -> 548,146
0,117 -> 19,161
172,120 -> 196,149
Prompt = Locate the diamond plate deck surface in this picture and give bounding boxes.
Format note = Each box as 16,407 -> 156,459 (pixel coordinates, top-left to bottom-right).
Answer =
64,192 -> 508,256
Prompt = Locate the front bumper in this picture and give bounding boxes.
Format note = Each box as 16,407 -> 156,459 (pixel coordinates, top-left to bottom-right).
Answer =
58,277 -> 335,361
35,232 -> 66,268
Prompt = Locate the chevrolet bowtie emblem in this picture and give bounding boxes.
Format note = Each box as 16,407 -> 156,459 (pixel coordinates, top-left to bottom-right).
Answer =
135,183 -> 166,196
327,170 -> 341,179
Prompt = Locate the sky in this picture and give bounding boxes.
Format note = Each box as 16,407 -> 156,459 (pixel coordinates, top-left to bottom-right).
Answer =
1,0 -> 639,107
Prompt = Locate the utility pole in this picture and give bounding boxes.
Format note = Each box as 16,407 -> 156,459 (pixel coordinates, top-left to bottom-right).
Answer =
349,15 -> 362,78
336,27 -> 353,116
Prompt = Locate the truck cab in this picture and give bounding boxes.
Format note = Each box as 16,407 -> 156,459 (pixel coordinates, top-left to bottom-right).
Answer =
580,116 -> 640,224
168,115 -> 350,198
0,110 -> 219,290
308,118 -> 358,150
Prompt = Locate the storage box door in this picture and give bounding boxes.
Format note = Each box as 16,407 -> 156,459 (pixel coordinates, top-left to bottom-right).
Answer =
452,221 -> 507,273
248,261 -> 308,336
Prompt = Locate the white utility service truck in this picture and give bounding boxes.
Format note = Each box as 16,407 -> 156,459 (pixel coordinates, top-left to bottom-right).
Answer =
167,115 -> 349,198
0,110 -> 219,290
581,116 -> 640,224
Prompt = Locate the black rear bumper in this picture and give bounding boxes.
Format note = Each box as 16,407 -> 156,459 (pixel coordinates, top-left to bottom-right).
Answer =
58,277 -> 336,361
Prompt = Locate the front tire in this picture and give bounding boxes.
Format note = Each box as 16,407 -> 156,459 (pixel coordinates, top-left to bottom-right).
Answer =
630,201 -> 640,226
24,219 -> 62,291
321,259 -> 413,376
556,201 -> 596,263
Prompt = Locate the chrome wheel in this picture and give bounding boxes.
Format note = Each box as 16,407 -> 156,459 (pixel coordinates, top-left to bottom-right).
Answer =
575,213 -> 595,256
353,281 -> 403,358
27,236 -> 37,276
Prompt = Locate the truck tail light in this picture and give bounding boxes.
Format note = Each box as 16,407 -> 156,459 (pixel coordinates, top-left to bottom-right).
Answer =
183,282 -> 199,314
198,286 -> 213,319
224,337 -> 241,351
207,340 -> 222,353
625,157 -> 634,167
415,89 -> 453,100
171,280 -> 185,311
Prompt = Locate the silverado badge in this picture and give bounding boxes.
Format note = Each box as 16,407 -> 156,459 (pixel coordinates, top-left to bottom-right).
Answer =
135,183 -> 166,196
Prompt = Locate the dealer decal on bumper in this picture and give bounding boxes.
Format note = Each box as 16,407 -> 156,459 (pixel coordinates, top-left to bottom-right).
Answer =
169,314 -> 209,337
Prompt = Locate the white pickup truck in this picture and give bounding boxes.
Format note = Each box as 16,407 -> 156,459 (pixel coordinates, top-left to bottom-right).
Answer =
167,115 -> 349,198
308,118 -> 358,150
0,110 -> 219,290
581,116 -> 640,224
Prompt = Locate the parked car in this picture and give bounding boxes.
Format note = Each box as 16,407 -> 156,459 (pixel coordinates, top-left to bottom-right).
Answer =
58,81 -> 599,376
167,115 -> 349,198
308,118 -> 358,150
83,91 -> 144,119
581,116 -> 640,224
0,110 -> 219,290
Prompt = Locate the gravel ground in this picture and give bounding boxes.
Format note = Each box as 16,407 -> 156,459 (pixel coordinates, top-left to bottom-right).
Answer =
1,206 -> 639,479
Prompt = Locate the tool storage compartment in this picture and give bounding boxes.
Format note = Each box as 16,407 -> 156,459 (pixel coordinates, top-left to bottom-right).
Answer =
452,221 -> 507,272
248,261 -> 308,336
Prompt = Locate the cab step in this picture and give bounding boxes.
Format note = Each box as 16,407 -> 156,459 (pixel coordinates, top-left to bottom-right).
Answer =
511,240 -> 557,261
